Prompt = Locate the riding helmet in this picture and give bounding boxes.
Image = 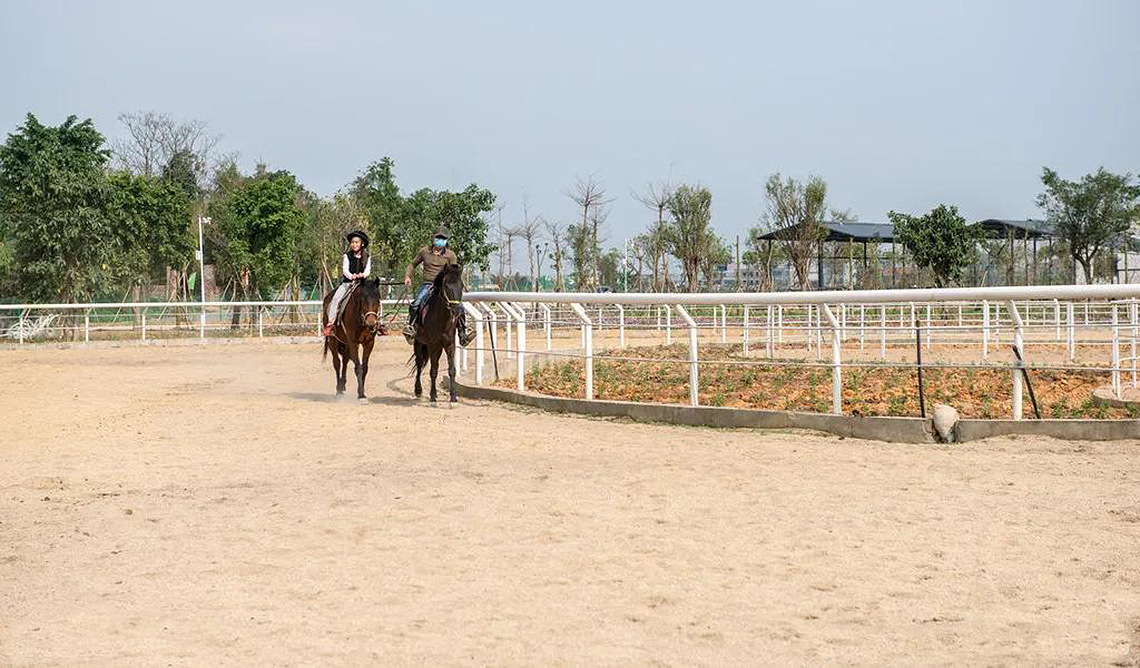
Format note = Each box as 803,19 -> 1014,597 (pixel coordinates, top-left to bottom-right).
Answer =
346,230 -> 370,248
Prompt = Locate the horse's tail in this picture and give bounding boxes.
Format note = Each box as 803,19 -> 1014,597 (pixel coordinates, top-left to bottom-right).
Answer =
320,312 -> 329,361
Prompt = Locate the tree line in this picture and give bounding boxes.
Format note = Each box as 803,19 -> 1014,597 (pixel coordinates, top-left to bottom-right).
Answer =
1,111 -> 1137,303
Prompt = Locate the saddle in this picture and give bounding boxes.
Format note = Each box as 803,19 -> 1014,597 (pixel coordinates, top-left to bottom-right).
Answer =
415,284 -> 436,325
333,281 -> 360,326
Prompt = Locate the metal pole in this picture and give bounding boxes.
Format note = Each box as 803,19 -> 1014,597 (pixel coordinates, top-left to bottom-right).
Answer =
1131,300 -> 1137,388
880,305 -> 886,360
742,305 -> 749,354
617,304 -> 625,348
982,300 -> 989,359
665,305 -> 672,345
141,312 -> 147,341
1067,301 -> 1075,361
258,308 -> 263,337
720,304 -> 727,343
777,305 -> 783,344
675,305 -> 699,407
1112,304 -> 1121,398
569,303 -> 593,400
1008,300 -> 1024,420
84,311 -> 89,343
821,304 -> 842,415
1054,299 -> 1061,341
859,304 -> 865,350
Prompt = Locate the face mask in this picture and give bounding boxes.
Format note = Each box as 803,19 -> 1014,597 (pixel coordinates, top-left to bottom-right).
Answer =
433,238 -> 447,248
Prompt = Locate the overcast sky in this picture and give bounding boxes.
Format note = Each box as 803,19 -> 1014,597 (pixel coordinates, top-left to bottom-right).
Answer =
3,0 -> 1138,248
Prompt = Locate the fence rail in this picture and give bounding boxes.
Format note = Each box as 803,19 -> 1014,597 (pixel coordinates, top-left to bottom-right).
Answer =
6,283 -> 1140,418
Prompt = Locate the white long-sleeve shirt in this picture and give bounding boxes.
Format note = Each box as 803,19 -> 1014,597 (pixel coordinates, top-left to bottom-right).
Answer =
342,253 -> 371,281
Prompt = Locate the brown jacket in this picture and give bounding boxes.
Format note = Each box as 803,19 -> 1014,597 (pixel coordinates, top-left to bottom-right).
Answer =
406,246 -> 457,283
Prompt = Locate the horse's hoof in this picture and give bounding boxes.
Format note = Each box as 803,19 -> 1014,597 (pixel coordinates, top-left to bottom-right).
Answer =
358,397 -> 368,405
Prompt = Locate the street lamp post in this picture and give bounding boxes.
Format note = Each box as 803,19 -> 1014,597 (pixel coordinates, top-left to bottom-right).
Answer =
197,216 -> 211,337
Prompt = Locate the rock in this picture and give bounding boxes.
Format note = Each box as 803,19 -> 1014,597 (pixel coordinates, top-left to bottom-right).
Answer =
932,403 -> 960,443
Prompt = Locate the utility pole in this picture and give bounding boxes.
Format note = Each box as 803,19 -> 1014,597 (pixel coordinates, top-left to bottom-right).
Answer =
197,216 -> 211,303
735,235 -> 741,291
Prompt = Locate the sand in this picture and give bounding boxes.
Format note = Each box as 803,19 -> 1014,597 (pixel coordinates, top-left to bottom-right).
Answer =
1,338 -> 1139,666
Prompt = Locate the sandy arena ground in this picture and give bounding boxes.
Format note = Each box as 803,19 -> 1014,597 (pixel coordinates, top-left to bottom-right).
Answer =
2,338 -> 1139,666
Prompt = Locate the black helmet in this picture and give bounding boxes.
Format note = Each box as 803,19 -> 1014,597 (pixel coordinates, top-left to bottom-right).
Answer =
346,230 -> 370,248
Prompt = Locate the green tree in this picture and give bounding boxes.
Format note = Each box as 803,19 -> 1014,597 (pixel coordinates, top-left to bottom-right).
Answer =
0,114 -> 116,302
889,204 -> 980,287
665,184 -> 714,290
763,174 -> 829,290
1037,167 -> 1140,283
106,171 -> 195,288
207,165 -> 305,302
567,222 -> 592,289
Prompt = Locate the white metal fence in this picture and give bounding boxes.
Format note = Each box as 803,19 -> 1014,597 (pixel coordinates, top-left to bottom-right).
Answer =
6,284 -> 1140,419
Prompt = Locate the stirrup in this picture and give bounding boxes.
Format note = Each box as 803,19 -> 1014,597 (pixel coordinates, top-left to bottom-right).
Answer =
403,323 -> 416,344
458,326 -> 474,347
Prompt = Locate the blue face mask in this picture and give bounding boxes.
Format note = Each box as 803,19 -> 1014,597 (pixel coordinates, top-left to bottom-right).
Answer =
433,237 -> 447,248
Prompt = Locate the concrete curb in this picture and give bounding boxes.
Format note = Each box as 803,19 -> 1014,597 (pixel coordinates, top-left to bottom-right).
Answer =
453,376 -> 936,443
1089,387 -> 1140,409
955,418 -> 1140,441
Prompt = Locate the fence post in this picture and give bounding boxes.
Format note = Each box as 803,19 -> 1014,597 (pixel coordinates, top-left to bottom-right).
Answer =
569,303 -> 593,400
665,305 -> 672,345
675,305 -> 699,407
1054,299 -> 1061,341
859,304 -> 865,350
880,305 -> 886,360
540,303 -> 552,351
463,303 -> 484,384
806,304 -> 813,354
742,305 -> 750,354
777,305 -> 783,343
141,312 -> 147,341
821,304 -> 843,415
767,305 -> 775,357
258,308 -> 264,337
924,303 -> 931,348
1007,300 -> 1024,419
501,302 -> 526,392
1112,304 -> 1121,399
840,303 -> 846,342
482,303 -> 498,371
1067,301 -> 1075,361
1131,300 -> 1137,389
617,304 -> 625,348
502,303 -> 514,360
18,311 -> 24,344
720,304 -> 727,343
84,311 -> 90,343
982,300 -> 989,359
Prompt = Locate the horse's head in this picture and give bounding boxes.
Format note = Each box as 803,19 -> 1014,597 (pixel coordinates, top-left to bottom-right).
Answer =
359,279 -> 384,333
435,263 -> 464,319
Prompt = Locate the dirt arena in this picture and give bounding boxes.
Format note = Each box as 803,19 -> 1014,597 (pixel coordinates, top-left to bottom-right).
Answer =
2,338 -> 1139,666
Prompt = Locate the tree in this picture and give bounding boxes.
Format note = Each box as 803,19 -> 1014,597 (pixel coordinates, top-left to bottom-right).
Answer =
700,234 -> 731,291
0,114 -> 117,302
1037,167 -> 1140,283
208,166 -> 305,304
544,219 -> 568,291
567,222 -> 592,290
634,182 -> 674,291
114,111 -> 222,188
763,173 -> 829,290
516,198 -> 544,290
665,184 -> 714,290
107,171 -> 195,289
888,205 -> 979,288
423,184 -> 497,271
565,175 -> 611,289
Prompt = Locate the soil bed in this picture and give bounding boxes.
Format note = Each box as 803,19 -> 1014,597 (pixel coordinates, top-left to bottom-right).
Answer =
513,343 -> 1135,419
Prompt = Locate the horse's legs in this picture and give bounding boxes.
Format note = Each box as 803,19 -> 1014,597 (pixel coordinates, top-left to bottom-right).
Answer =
445,342 -> 458,403
414,343 -> 424,398
329,340 -> 343,395
357,339 -> 374,401
337,342 -> 349,394
429,346 -> 442,404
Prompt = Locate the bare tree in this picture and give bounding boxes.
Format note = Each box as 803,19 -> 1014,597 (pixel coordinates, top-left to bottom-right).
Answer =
517,198 -> 544,290
113,111 -> 223,186
565,174 -> 613,289
544,220 -> 568,291
634,181 -> 674,291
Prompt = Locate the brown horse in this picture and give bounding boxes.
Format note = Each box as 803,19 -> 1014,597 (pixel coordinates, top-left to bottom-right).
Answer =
322,279 -> 385,403
413,263 -> 463,406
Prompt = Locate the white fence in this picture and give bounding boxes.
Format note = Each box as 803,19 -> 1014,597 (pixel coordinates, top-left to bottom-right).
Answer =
5,284 -> 1140,419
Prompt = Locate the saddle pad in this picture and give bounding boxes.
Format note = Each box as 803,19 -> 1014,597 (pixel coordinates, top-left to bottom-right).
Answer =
334,282 -> 359,324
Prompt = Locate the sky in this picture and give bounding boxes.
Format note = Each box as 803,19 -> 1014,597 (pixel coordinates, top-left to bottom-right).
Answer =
2,0 -> 1138,252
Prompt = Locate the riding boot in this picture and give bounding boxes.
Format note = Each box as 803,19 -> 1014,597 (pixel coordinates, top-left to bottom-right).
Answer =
402,305 -> 417,344
457,311 -> 474,347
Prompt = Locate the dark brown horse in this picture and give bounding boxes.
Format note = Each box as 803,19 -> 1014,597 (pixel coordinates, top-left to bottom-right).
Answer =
413,263 -> 463,406
322,279 -> 385,403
